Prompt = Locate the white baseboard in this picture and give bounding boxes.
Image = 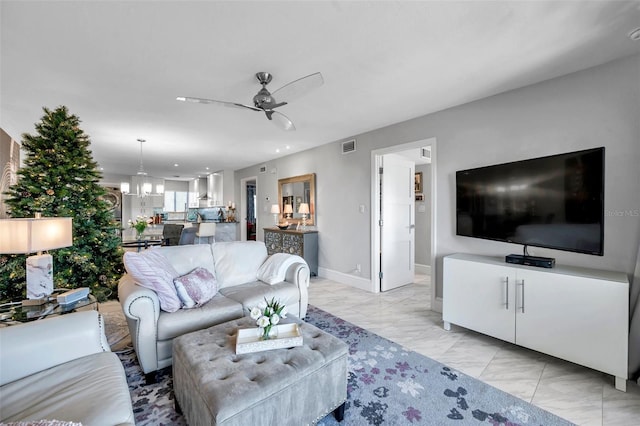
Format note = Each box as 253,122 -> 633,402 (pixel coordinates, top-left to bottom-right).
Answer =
317,267 -> 374,292
415,263 -> 431,275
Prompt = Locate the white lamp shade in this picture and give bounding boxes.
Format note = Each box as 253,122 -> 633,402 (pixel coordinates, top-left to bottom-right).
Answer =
284,204 -> 293,214
142,182 -> 152,194
270,204 -> 280,214
298,203 -> 310,214
120,181 -> 130,194
156,184 -> 164,194
0,217 -> 73,254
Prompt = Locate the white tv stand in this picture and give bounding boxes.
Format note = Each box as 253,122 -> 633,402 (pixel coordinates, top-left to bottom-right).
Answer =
443,253 -> 629,391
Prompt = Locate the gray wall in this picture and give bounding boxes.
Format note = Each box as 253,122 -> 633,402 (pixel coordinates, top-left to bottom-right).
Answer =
236,54 -> 640,301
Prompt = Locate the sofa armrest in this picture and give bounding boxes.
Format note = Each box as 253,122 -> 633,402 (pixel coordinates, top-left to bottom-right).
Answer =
285,262 -> 310,319
118,274 -> 161,374
0,310 -> 109,386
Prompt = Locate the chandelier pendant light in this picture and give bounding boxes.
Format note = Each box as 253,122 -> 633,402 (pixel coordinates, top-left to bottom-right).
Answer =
120,139 -> 164,197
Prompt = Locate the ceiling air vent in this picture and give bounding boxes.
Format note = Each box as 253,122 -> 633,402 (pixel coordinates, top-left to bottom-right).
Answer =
342,139 -> 356,154
259,165 -> 267,174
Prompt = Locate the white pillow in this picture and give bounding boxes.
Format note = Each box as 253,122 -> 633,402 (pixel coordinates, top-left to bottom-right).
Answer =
123,250 -> 182,312
256,253 -> 305,285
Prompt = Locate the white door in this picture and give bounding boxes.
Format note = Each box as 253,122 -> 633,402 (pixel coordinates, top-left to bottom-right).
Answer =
380,154 -> 415,291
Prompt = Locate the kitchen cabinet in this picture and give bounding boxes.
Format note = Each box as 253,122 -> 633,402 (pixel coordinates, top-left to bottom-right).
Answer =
443,253 -> 629,391
264,228 -> 318,276
129,196 -> 163,219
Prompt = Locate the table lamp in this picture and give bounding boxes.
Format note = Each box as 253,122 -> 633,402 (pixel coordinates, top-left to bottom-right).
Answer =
270,204 -> 280,225
0,214 -> 73,301
298,203 -> 310,229
284,204 -> 293,219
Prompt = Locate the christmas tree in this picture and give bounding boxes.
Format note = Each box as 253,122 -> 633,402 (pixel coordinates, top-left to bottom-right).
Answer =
0,106 -> 124,301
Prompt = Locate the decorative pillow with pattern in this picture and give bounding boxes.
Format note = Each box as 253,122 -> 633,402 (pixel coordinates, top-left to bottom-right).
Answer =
123,250 -> 182,312
173,267 -> 218,308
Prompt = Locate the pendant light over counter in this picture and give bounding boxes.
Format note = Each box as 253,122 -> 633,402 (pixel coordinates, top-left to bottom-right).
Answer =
120,139 -> 164,197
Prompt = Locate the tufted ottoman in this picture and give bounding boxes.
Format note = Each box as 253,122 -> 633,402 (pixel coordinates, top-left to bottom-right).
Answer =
173,315 -> 348,426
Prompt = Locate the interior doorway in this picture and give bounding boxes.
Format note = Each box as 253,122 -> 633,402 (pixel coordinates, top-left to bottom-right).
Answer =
240,177 -> 257,241
371,138 -> 436,302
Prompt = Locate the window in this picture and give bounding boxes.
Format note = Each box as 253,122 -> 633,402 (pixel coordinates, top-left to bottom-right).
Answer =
164,191 -> 188,212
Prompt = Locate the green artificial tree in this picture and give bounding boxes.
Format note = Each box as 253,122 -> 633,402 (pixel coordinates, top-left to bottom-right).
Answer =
0,106 -> 124,301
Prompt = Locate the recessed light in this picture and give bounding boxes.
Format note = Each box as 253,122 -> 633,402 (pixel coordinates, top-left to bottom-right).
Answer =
286,145 -> 290,150
629,28 -> 640,41
276,149 -> 280,153
174,163 -> 179,167
205,167 -> 210,170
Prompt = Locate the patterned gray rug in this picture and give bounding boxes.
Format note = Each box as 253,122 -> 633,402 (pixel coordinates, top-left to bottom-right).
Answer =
116,305 -> 574,425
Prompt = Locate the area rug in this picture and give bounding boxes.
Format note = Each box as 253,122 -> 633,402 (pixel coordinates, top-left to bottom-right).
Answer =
117,305 -> 574,425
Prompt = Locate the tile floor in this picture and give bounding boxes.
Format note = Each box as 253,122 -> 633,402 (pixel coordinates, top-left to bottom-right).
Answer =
308,273 -> 640,426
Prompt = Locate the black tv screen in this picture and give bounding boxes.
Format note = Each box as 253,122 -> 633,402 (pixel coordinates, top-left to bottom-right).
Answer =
456,147 -> 604,256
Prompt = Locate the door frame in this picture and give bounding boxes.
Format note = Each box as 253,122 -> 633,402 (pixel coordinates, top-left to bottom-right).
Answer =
240,176 -> 257,241
371,138 -> 437,304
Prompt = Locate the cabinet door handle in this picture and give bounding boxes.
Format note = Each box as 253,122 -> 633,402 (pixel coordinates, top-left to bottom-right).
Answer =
504,277 -> 509,310
519,279 -> 525,313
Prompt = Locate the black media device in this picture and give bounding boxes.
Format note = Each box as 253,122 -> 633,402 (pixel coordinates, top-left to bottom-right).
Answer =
456,147 -> 605,256
505,254 -> 555,268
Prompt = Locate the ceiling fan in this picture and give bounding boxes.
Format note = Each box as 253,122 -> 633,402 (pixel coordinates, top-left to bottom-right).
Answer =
176,71 -> 323,131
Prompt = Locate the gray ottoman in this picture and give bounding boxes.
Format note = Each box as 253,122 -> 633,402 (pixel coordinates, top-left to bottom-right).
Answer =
173,316 -> 348,426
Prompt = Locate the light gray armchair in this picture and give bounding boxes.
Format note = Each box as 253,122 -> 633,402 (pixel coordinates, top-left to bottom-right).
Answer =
0,311 -> 135,425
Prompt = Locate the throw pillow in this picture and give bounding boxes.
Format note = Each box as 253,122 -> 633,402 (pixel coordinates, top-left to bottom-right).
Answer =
123,250 -> 182,312
256,253 -> 305,285
173,267 -> 218,307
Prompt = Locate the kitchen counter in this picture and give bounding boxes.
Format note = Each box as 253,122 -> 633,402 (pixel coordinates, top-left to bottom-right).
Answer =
126,221 -> 239,242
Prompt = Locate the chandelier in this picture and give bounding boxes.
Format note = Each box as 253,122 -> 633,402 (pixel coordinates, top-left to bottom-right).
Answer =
120,139 -> 164,197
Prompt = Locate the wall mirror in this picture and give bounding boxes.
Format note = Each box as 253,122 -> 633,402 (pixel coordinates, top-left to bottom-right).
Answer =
277,173 -> 315,226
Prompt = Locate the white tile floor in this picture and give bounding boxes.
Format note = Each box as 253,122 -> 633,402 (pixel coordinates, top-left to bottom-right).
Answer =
308,274 -> 640,426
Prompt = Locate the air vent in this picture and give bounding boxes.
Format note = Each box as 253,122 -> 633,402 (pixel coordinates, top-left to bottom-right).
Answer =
259,165 -> 267,174
420,147 -> 431,161
342,139 -> 356,154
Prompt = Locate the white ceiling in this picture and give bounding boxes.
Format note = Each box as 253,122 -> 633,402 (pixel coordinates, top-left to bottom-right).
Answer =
2,1 -> 639,181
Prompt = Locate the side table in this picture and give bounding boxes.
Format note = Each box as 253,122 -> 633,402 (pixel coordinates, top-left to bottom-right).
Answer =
0,294 -> 97,326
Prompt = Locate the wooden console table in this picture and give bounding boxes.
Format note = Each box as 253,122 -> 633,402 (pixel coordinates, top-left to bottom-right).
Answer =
264,228 -> 318,276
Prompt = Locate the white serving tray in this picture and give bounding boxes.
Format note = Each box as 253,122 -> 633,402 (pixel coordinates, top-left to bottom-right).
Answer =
236,323 -> 303,354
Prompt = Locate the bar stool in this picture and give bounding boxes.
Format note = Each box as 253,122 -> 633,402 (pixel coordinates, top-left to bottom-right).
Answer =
196,222 -> 216,244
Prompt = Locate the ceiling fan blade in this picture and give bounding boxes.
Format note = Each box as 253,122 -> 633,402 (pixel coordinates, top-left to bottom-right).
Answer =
271,72 -> 323,103
176,96 -> 260,111
265,110 -> 296,131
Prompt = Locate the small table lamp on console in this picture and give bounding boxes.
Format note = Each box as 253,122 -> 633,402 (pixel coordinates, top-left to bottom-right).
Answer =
283,204 -> 293,219
0,214 -> 73,303
298,203 -> 310,229
270,204 -> 280,225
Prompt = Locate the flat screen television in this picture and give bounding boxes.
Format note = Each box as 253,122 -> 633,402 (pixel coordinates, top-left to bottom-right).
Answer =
456,147 -> 604,256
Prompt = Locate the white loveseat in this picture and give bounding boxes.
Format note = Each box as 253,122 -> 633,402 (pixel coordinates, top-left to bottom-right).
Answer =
118,240 -> 310,382
0,310 -> 135,425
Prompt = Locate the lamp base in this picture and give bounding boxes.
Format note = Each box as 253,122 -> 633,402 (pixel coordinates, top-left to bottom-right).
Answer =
26,253 -> 54,299
21,297 -> 50,306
